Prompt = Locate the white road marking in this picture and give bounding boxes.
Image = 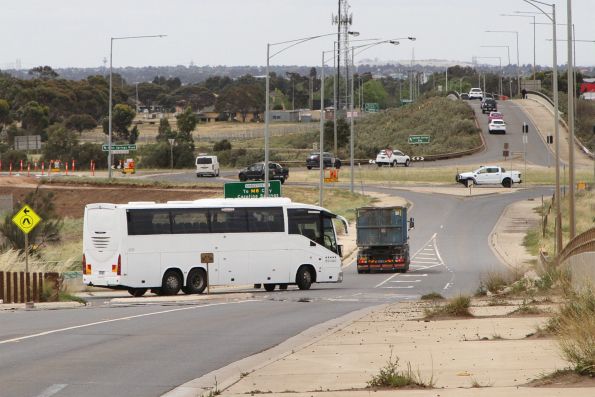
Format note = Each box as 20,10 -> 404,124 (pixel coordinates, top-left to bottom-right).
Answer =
374,273 -> 400,288
0,300 -> 258,345
443,282 -> 452,290
390,280 -> 421,283
35,384 -> 67,397
422,248 -> 434,251
401,274 -> 427,277
382,286 -> 415,289
412,264 -> 443,270
410,260 -> 440,264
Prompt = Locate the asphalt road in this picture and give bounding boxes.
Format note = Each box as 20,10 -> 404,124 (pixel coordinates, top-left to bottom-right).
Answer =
0,186 -> 551,397
433,99 -> 552,167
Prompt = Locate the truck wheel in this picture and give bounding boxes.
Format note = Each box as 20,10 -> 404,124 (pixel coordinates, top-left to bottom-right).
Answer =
280,178 -> 285,184
296,266 -> 313,290
377,163 -> 382,168
307,166 -> 312,170
391,160 -> 397,167
405,159 -> 410,167
263,283 -> 276,292
127,288 -> 147,297
502,178 -> 512,188
239,174 -> 247,181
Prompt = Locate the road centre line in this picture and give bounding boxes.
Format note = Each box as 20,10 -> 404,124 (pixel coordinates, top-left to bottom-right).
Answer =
401,274 -> 427,277
0,300 -> 258,345
382,286 -> 415,289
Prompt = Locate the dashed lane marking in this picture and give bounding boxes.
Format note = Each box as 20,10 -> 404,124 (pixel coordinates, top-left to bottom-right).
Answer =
35,384 -> 67,397
390,280 -> 421,283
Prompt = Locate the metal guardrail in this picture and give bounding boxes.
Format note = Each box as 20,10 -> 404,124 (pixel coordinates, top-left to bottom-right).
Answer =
558,227 -> 595,265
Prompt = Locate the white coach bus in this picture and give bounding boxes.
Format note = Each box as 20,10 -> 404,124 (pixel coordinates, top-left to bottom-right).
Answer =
83,198 -> 347,297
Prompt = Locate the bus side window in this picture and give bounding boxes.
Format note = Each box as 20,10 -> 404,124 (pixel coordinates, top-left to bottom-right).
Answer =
128,209 -> 171,235
248,207 -> 284,233
211,208 -> 248,233
288,209 -> 322,244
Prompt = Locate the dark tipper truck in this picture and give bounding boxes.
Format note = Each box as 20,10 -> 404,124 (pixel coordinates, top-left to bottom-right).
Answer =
356,206 -> 414,273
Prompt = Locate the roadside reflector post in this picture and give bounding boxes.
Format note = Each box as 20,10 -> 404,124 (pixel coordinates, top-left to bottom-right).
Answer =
201,252 -> 214,294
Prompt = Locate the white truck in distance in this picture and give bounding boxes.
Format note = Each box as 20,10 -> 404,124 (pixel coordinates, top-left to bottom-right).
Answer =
455,166 -> 521,188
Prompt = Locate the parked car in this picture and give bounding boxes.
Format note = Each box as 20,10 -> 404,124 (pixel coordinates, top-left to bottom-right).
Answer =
460,93 -> 469,100
488,119 -> 507,134
468,87 -> 483,100
238,162 -> 289,184
481,98 -> 498,114
455,165 -> 521,188
375,149 -> 410,167
195,155 -> 220,177
488,111 -> 504,122
306,152 -> 342,169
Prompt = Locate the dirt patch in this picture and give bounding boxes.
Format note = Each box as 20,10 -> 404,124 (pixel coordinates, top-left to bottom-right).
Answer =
526,370 -> 595,388
0,177 -> 221,218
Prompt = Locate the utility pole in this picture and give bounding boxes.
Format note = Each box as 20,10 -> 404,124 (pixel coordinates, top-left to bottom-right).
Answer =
566,0 -> 576,238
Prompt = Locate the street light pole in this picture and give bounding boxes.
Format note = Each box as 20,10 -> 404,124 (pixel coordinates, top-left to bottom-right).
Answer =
566,0 -> 576,239
108,34 -> 166,179
523,0 -> 562,254
502,13 -> 537,81
481,45 -> 511,97
264,32 -> 357,197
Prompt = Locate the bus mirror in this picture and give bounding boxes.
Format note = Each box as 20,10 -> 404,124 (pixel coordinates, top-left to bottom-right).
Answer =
409,217 -> 415,229
338,244 -> 344,257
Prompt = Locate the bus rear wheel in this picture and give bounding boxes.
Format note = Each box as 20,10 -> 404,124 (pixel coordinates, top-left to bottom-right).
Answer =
182,268 -> 207,294
161,270 -> 182,295
296,266 -> 313,290
127,288 -> 147,297
263,283 -> 276,292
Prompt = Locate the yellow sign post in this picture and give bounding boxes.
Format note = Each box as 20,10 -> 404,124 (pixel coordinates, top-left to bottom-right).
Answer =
12,204 -> 42,273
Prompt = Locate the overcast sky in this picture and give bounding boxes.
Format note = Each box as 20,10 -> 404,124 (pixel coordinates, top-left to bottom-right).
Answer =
2,0 -> 594,70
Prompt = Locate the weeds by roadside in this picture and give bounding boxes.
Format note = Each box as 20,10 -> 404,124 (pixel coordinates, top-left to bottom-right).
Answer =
424,295 -> 472,319
367,347 -> 434,389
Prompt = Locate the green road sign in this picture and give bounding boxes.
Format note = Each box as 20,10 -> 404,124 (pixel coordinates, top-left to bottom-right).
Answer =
102,144 -> 137,151
408,135 -> 431,144
224,181 -> 282,198
364,103 -> 380,112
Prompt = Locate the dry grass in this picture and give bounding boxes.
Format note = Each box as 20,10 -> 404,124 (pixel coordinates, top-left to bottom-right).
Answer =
552,287 -> 595,375
420,292 -> 445,301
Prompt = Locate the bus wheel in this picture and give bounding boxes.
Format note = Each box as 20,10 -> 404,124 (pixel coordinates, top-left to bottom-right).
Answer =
263,283 -> 276,292
279,284 -> 288,290
296,266 -> 313,290
184,268 -> 207,294
161,270 -> 182,295
127,288 -> 147,297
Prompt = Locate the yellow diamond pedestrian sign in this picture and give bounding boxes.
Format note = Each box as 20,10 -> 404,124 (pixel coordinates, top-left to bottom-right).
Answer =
12,204 -> 42,234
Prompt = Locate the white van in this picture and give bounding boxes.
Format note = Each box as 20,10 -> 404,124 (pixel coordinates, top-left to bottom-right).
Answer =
195,155 -> 219,177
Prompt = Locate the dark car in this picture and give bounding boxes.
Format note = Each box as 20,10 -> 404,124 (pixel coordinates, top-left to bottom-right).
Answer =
481,98 -> 497,114
239,162 -> 288,184
306,152 -> 342,169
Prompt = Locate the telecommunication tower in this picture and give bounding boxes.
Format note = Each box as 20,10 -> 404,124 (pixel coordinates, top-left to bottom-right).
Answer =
332,0 -> 353,112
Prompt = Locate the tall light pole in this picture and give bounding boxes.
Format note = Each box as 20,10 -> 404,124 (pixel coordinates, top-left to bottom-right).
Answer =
349,38 -> 413,192
481,45 -> 512,97
566,0 -> 576,239
523,0 -> 562,254
501,13 -> 537,81
108,34 -> 166,179
486,30 -> 520,96
264,33 -> 343,197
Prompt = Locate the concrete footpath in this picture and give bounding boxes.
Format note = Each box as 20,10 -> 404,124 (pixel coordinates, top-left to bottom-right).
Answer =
165,197 -> 593,397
